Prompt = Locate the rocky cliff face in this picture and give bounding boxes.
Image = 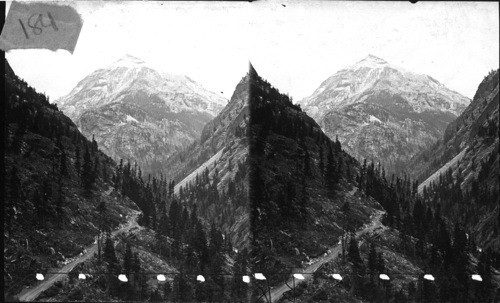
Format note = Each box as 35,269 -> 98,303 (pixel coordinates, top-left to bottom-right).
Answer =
164,68 -> 250,248
56,55 -> 227,175
298,55 -> 470,174
409,69 -> 499,251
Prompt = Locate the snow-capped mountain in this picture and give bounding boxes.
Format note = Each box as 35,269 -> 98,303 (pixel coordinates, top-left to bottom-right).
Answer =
298,55 -> 470,174
55,55 -> 227,175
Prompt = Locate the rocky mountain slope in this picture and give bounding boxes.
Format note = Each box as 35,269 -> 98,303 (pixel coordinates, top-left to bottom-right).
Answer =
55,55 -> 227,175
409,69 -> 499,252
163,67 -> 250,249
298,55 -> 470,174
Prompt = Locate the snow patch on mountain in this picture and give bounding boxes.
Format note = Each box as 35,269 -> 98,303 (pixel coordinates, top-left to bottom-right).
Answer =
125,115 -> 139,123
54,55 -> 228,175
369,115 -> 382,124
298,55 -> 471,174
300,55 -> 470,121
56,55 -> 227,121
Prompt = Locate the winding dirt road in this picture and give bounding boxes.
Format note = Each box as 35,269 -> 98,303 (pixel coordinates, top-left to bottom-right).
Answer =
268,210 -> 386,303
17,210 -> 141,302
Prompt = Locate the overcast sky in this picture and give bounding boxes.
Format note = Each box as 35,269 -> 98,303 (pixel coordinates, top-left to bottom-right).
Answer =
5,1 -> 499,101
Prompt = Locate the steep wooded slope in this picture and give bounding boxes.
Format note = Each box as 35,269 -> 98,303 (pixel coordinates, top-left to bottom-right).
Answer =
409,69 -> 499,252
4,61 -> 138,300
249,65 -> 383,286
163,70 -> 250,249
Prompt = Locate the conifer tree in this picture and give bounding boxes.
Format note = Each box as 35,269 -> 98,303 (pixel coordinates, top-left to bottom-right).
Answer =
334,135 -> 342,153
348,235 -> 363,265
93,156 -> 100,183
102,163 -> 108,182
477,250 -> 493,300
303,146 -> 311,177
103,236 -> 118,268
91,134 -> 98,154
231,248 -> 249,301
325,146 -> 338,196
41,177 -> 53,216
82,146 -> 94,191
56,176 -> 64,218
318,146 -> 325,178
75,145 -> 81,177
368,243 -> 377,278
124,243 -> 133,276
60,150 -> 68,176
377,252 -> 385,273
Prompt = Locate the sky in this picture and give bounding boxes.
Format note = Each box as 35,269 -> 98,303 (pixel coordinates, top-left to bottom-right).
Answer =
5,1 -> 500,101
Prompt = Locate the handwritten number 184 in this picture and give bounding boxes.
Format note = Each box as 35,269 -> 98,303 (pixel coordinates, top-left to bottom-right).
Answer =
19,12 -> 58,39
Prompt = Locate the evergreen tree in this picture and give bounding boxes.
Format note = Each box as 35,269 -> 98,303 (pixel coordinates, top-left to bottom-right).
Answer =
368,243 -> 377,278
75,145 -> 81,177
231,249 -> 249,301
103,236 -> 118,268
91,134 -> 98,153
39,177 -> 54,219
348,234 -> 363,265
303,146 -> 311,177
334,135 -> 342,152
102,163 -> 108,182
55,176 -> 64,218
59,150 -> 68,176
318,146 -> 325,178
82,146 -> 94,191
123,243 -> 133,276
476,249 -> 494,301
93,156 -> 100,183
103,235 -> 120,296
325,146 -> 338,196
377,252 -> 385,273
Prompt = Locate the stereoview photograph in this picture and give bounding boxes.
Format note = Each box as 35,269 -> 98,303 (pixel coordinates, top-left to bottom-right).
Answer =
2,1 -> 499,302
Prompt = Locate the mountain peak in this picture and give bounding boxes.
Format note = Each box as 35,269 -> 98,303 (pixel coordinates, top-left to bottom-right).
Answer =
111,54 -> 146,67
354,54 -> 388,67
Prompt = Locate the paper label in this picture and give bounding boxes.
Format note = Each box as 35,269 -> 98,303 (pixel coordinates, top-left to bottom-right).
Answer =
0,1 -> 83,53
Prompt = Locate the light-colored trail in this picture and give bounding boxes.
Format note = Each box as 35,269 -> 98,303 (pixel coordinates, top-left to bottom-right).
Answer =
268,210 -> 386,303
17,208 -> 141,302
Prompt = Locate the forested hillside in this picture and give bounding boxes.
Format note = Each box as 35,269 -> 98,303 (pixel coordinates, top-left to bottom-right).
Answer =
249,65 -> 382,287
4,60 -> 138,300
4,60 -> 247,302
162,70 -> 250,249
249,66 -> 499,303
408,69 -> 499,252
